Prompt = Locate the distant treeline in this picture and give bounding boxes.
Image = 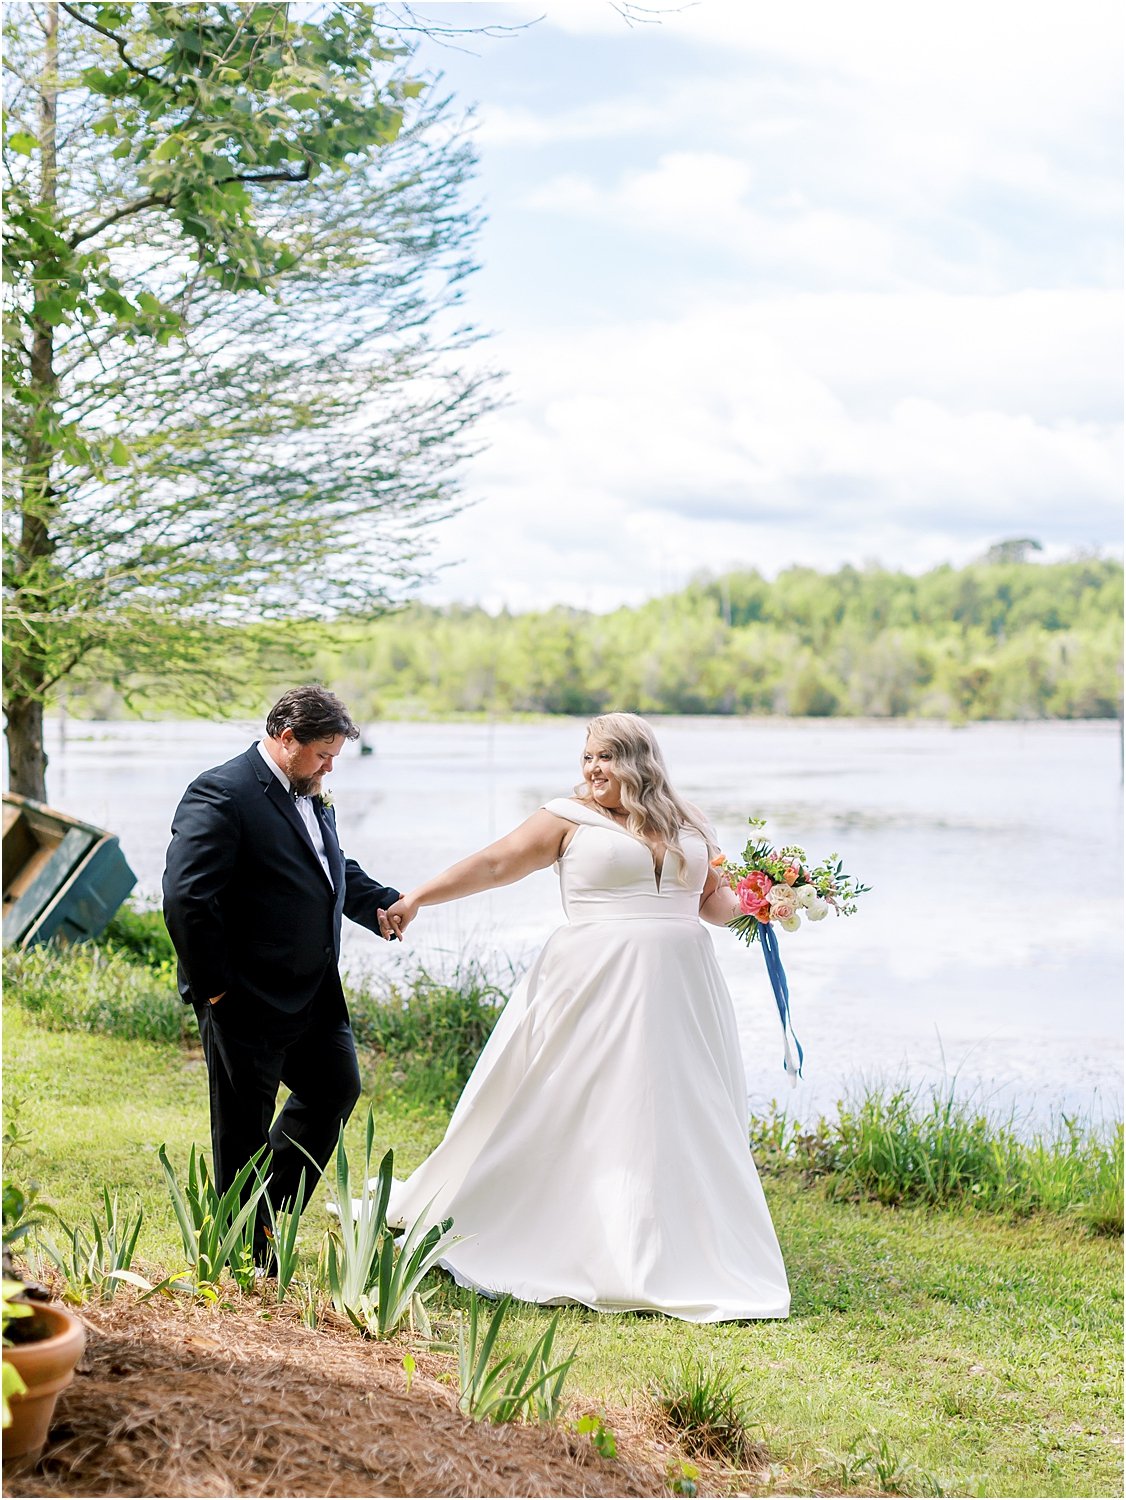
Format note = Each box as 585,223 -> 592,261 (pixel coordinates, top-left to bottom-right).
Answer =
306,558 -> 1123,722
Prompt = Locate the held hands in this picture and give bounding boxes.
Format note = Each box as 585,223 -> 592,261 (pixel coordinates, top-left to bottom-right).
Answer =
377,894 -> 419,942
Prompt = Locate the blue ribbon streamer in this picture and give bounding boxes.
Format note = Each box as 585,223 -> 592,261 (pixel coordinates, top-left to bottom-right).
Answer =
759,922 -> 804,1082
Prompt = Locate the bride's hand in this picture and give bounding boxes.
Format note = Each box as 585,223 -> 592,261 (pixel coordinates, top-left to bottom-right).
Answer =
380,894 -> 419,941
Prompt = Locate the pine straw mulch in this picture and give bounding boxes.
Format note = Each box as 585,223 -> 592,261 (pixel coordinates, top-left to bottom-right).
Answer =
3,1292 -> 704,1499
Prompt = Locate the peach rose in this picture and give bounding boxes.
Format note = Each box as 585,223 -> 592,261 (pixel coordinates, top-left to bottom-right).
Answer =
736,871 -> 773,919
782,865 -> 801,885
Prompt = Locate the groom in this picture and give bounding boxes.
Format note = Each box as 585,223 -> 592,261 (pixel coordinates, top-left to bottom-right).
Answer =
162,685 -> 401,1265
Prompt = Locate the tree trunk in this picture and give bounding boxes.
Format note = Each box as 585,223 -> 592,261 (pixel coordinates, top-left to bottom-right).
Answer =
7,2 -> 60,802
5,699 -> 48,801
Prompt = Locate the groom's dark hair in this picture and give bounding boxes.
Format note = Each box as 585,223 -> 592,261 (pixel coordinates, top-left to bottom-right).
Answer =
265,685 -> 360,744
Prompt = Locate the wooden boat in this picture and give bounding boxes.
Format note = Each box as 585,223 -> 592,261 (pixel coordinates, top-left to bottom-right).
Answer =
2,792 -> 136,949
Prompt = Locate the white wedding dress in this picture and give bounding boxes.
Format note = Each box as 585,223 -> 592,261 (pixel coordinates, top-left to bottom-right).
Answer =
384,798 -> 790,1323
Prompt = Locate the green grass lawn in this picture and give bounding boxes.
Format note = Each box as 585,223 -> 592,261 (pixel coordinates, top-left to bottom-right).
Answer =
3,996 -> 1122,1498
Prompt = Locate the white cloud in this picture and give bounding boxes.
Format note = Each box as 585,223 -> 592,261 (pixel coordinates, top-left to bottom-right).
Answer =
540,0 -> 1122,134
529,150 -> 915,290
423,288 -> 1122,609
488,2 -> 1120,299
407,1 -> 1121,610
474,96 -> 668,146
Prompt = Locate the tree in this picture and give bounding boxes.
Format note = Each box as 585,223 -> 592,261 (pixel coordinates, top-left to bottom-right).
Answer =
982,538 -> 1044,565
3,2 -> 495,797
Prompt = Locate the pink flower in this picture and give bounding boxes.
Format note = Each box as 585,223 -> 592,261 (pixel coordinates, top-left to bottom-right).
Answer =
737,871 -> 773,919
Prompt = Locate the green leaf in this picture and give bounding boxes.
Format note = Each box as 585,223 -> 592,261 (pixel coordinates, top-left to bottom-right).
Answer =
33,296 -> 67,325
8,132 -> 38,155
109,438 -> 131,465
215,181 -> 251,206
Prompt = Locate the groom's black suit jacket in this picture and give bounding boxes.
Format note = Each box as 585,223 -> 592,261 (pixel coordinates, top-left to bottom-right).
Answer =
162,744 -> 399,1014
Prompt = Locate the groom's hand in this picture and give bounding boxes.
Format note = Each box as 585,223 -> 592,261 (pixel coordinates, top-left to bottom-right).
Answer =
376,908 -> 400,941
380,895 -> 418,941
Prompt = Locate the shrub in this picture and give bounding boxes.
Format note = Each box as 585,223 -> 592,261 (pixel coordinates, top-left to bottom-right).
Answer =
97,903 -> 177,978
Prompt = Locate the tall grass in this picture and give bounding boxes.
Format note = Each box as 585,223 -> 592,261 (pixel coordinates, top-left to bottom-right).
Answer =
651,1357 -> 763,1465
3,944 -> 191,1044
347,959 -> 507,1107
6,932 -> 1120,1237
2,929 -> 506,1087
751,1084 -> 1124,1234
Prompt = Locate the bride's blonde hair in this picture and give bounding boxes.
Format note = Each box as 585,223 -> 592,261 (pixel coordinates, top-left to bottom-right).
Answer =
576,712 -> 717,885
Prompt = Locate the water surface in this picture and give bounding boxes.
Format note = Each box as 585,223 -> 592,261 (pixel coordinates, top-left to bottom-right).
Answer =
34,716 -> 1124,1132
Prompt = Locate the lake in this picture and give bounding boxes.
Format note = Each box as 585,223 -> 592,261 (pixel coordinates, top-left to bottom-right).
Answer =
28,716 -> 1124,1133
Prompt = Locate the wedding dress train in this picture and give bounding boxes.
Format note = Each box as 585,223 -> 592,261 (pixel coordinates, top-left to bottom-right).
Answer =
383,798 -> 790,1323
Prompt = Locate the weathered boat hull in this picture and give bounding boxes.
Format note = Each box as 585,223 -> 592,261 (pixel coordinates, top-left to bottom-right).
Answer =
2,792 -> 136,948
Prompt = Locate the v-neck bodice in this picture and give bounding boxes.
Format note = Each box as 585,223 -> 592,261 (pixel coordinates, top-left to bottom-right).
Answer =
543,797 -> 708,922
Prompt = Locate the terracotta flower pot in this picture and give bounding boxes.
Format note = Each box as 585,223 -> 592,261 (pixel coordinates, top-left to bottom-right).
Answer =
3,1302 -> 85,1461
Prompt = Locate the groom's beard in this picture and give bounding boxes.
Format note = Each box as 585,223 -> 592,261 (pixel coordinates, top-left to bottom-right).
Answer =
290,772 -> 323,798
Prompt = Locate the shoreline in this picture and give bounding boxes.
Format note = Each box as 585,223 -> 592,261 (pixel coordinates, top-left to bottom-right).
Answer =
36,710 -> 1124,730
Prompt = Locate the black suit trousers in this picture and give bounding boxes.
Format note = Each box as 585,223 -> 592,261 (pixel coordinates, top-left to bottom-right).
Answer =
193,974 -> 361,1260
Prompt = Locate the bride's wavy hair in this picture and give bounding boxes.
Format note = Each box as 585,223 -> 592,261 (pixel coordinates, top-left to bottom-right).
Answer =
575,713 -> 717,885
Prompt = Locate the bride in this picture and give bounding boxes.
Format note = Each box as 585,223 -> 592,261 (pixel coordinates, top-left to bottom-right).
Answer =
380,713 -> 790,1323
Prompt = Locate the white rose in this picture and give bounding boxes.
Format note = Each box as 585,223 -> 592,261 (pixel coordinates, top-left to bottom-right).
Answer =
780,914 -> 802,933
768,884 -> 793,906
807,900 -> 829,921
794,884 -> 819,908
769,893 -> 798,922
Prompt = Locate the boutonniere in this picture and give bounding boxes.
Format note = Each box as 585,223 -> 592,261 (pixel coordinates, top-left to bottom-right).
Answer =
317,790 -> 334,811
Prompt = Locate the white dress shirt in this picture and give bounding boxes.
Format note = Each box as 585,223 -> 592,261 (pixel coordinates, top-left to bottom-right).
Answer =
257,740 -> 333,886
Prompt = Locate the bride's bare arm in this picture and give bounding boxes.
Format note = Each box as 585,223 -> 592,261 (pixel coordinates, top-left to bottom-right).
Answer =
385,811 -> 571,935
698,864 -> 741,927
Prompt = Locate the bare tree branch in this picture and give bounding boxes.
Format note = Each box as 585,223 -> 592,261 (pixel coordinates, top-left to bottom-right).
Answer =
610,0 -> 696,25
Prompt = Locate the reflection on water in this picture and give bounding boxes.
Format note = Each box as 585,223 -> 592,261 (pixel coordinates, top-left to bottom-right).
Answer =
26,716 -> 1125,1132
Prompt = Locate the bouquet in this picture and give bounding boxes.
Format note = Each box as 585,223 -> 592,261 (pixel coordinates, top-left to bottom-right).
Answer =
713,819 -> 869,1084
714,818 -> 869,945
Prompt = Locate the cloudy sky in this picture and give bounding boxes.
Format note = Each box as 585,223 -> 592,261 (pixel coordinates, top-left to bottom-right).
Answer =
403,0 -> 1122,613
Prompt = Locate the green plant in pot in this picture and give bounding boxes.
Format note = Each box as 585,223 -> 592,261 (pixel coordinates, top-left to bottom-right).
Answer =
2,1155 -> 85,1462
